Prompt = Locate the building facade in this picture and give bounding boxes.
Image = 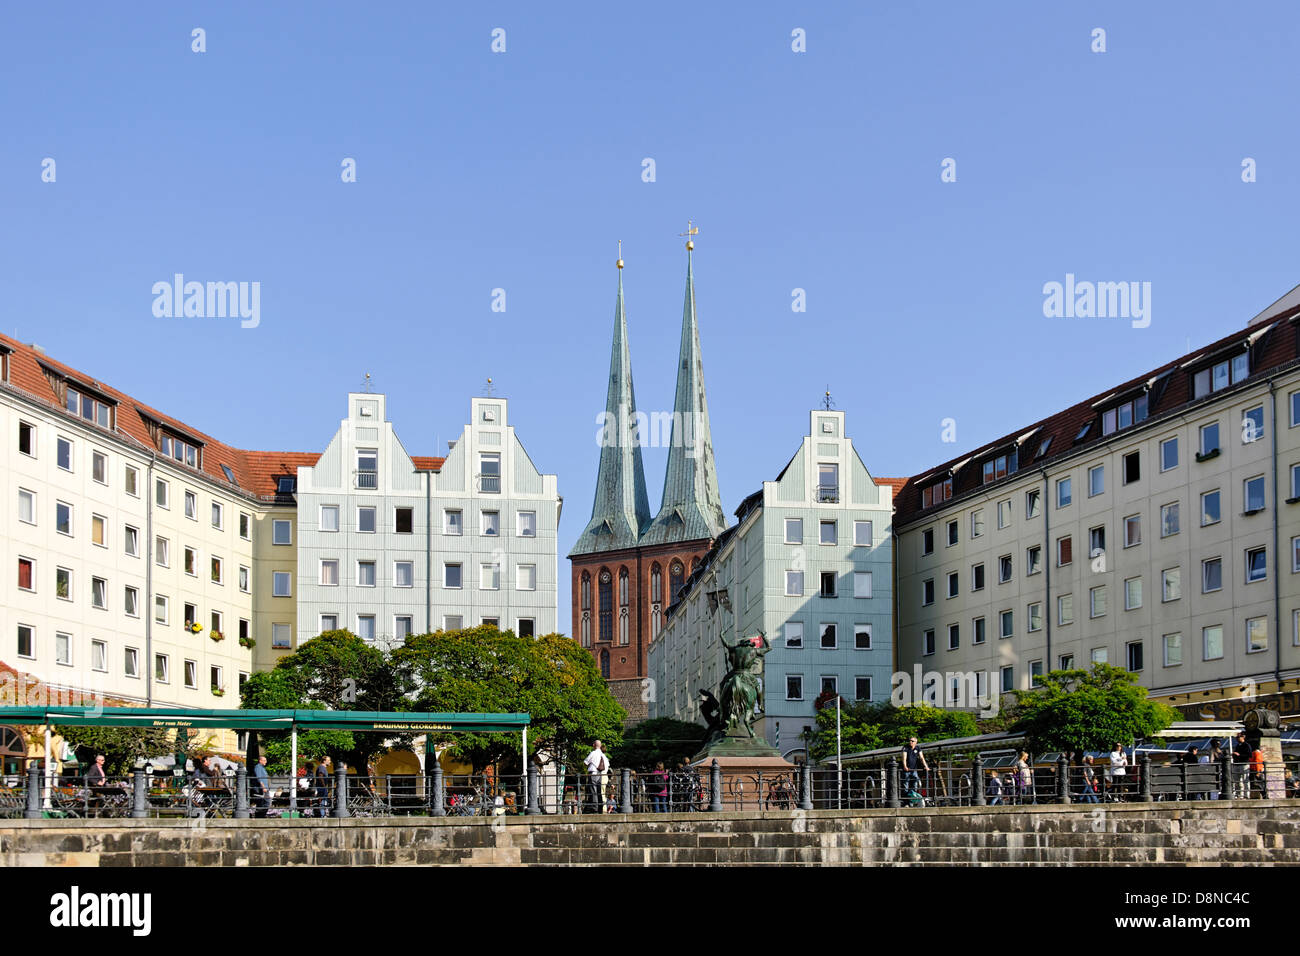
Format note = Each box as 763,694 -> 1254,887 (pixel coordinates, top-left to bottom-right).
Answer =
895,290 -> 1300,717
569,250 -> 727,721
648,409 -> 899,760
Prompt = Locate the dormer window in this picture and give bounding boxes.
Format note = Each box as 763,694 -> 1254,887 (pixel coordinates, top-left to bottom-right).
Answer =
1036,436 -> 1053,460
921,477 -> 952,509
1192,353 -> 1249,400
159,432 -> 201,468
1101,393 -> 1149,436
1074,422 -> 1093,444
65,386 -> 114,429
982,450 -> 1017,484
277,477 -> 296,494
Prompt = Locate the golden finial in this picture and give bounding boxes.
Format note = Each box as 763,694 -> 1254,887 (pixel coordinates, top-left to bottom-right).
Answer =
678,219 -> 698,251
616,239 -> 624,270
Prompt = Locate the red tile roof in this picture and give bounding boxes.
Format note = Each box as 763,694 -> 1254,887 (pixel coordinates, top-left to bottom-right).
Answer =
0,334 -> 441,500
875,477 -> 908,497
893,303 -> 1300,526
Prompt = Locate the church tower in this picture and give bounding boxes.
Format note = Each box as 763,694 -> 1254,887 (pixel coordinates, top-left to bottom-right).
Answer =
569,238 -> 725,722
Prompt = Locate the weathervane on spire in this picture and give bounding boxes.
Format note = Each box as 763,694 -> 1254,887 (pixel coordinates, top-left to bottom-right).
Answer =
678,220 -> 699,251
482,377 -> 496,397
360,372 -> 374,394
617,239 -> 624,270
822,386 -> 835,410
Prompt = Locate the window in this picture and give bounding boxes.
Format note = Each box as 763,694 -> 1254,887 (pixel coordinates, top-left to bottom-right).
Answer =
57,436 -> 72,471
1203,625 -> 1224,661
854,520 -> 873,546
947,571 -> 959,598
819,624 -> 837,649
1059,654 -> 1074,670
1293,390 -> 1300,427
154,654 -> 169,683
1201,489 -> 1221,526
480,563 -> 500,590
91,576 -> 107,609
819,520 -> 837,545
124,586 -> 139,617
786,676 -> 804,700
357,507 -> 377,533
239,619 -> 250,644
17,557 -> 34,592
1247,616 -> 1268,653
1246,547 -> 1267,583
154,595 -> 169,624
277,477 -> 295,495
1122,451 -> 1140,485
1026,546 -> 1042,576
855,678 -> 872,702
1091,647 -> 1108,665
155,478 -> 169,509
947,623 -> 960,650
320,560 -> 339,586
1001,666 -> 1014,693
970,510 -> 984,538
1123,514 -> 1141,547
18,488 -> 35,525
155,536 -> 169,567
1026,489 -> 1041,519
1057,535 -> 1072,566
1126,641 -> 1143,672
854,624 -> 871,649
272,520 -> 292,545
396,561 -> 415,588
1088,464 -> 1104,497
482,511 -> 500,536
478,453 -> 501,493
922,477 -> 953,509
785,570 -> 803,596
971,564 -> 985,591
1292,464 -> 1300,500
1162,567 -> 1181,602
1090,585 -> 1107,618
273,571 -> 292,597
973,616 -> 986,645
516,564 -> 536,591
1057,477 -> 1072,508
1202,557 -> 1223,593
356,616 -> 376,641
211,501 -> 223,529
923,629 -> 935,656
211,556 -> 223,585
1160,502 -> 1179,538
320,615 -> 338,632
1026,660 -> 1042,686
1199,422 -> 1220,458
124,525 -> 139,557
1102,394 -> 1150,435
517,511 -> 537,537
124,465 -> 138,496
1028,602 -> 1043,632
982,451 -> 1017,483
239,565 -> 250,593
853,571 -> 873,598
184,490 -> 197,520
1058,593 -> 1074,625
1160,437 -> 1178,472
56,567 -> 71,601
820,572 -> 837,598
785,622 -> 804,648
1294,535 -> 1300,572
91,450 -> 107,485
921,528 -> 933,555
818,463 -> 839,502
1124,577 -> 1142,610
272,624 -> 291,649
53,632 -> 71,666
320,505 -> 340,533
356,449 -> 378,489
18,421 -> 34,456
785,518 -> 803,544
946,521 -> 958,546
922,579 -> 934,606
1243,406 -> 1264,443
997,499 -> 1011,529
999,609 -> 1013,639
357,561 -> 376,587
998,555 -> 1012,584
56,501 -> 72,536
184,660 -> 198,689
1163,633 -> 1182,667
184,547 -> 196,576
440,510 -> 463,538
395,616 -> 413,640
1244,476 -> 1266,514
239,512 -> 251,539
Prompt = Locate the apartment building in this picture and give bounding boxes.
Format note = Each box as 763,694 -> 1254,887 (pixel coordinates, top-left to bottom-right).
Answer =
895,290 -> 1300,716
648,409 -> 900,760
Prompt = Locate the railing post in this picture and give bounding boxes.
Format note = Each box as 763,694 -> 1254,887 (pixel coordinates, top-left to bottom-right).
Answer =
972,754 -> 985,807
431,761 -> 446,816
132,769 -> 148,819
1056,755 -> 1070,805
886,756 -> 900,809
334,767 -> 350,818
25,764 -> 42,819
1179,760 -> 1188,801
798,763 -> 813,811
526,762 -> 541,815
1139,753 -> 1152,803
708,760 -> 723,812
619,767 -> 632,814
234,768 -> 250,819
1220,751 -> 1233,801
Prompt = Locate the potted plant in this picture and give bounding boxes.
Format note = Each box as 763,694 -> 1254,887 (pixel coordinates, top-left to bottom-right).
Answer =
210,629 -> 224,642
238,636 -> 256,649
211,687 -> 225,698
188,621 -> 203,635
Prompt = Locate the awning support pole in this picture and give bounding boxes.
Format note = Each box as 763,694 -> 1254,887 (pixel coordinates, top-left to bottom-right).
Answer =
290,725 -> 298,815
43,724 -> 53,809
522,726 -> 528,809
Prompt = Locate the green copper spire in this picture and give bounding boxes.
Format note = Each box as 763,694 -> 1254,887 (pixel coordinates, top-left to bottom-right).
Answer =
570,265 -> 652,556
641,247 -> 726,546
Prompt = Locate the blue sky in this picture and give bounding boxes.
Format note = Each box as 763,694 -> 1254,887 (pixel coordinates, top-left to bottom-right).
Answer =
4,2 -> 1300,629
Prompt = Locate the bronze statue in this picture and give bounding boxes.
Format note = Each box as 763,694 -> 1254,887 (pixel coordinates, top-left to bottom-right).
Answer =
718,632 -> 770,738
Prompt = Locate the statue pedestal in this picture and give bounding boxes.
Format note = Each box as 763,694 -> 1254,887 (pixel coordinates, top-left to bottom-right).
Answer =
689,736 -> 796,811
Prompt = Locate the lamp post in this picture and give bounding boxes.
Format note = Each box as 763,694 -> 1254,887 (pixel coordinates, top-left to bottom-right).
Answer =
836,695 -> 843,810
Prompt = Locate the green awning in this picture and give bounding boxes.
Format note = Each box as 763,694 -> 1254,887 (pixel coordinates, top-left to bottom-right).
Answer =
0,706 -> 529,734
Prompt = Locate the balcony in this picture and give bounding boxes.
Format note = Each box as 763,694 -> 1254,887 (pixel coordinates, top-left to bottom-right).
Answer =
355,470 -> 378,490
817,486 -> 839,503
478,473 -> 501,494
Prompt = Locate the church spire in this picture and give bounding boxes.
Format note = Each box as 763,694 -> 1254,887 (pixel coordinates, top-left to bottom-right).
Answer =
570,254 -> 652,556
641,239 -> 726,546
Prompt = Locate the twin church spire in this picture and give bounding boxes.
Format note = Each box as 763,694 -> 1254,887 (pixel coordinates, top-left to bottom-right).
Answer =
571,242 -> 727,556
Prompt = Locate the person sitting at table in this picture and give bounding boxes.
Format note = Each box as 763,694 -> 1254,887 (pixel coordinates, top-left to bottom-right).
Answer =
85,754 -> 108,788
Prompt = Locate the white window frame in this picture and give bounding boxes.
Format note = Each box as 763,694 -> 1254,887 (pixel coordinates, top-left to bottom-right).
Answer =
395,560 -> 415,589
516,564 -> 537,591
272,519 -> 292,545
320,559 -> 340,587
357,561 -> 377,588
273,571 -> 292,597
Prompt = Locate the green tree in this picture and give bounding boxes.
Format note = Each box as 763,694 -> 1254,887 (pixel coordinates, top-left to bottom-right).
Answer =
1011,663 -> 1179,753
810,701 -> 979,761
607,717 -> 707,770
53,725 -> 176,776
239,670 -> 353,774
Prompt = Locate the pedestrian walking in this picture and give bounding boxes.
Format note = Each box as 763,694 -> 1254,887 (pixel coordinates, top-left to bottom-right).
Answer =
1077,755 -> 1100,804
582,740 -> 608,814
901,737 -> 928,801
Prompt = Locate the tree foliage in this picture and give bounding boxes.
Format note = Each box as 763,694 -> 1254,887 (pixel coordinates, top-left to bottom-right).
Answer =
239,669 -> 354,774
607,717 -> 707,770
811,701 -> 979,761
1010,663 -> 1179,753
53,725 -> 178,776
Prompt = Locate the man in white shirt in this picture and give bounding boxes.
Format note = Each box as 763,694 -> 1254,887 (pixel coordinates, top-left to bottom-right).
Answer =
583,741 -> 608,814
